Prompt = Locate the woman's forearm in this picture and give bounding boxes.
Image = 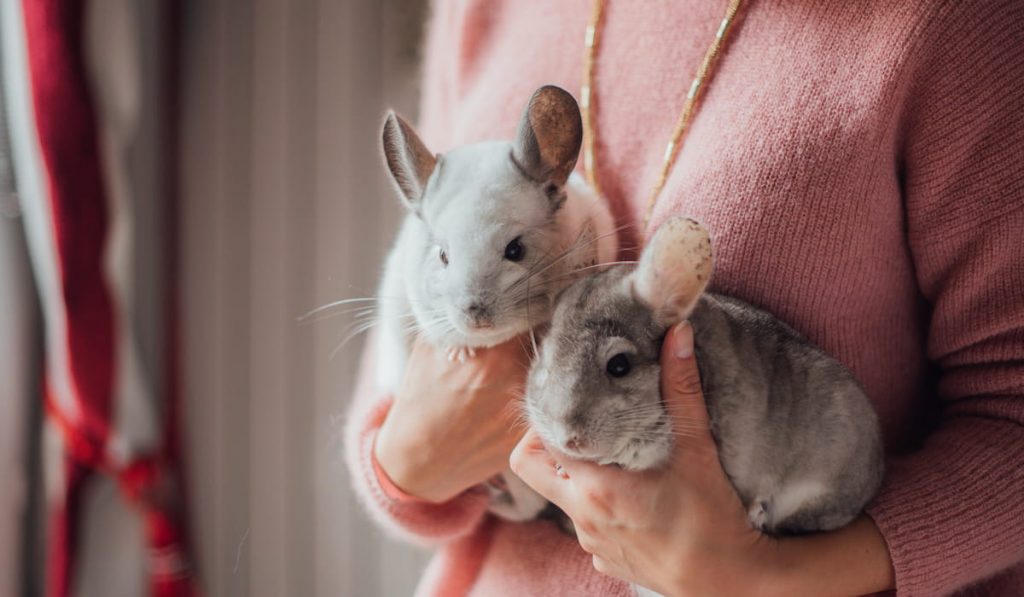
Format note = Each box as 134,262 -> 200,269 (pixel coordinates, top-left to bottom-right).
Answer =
764,515 -> 894,597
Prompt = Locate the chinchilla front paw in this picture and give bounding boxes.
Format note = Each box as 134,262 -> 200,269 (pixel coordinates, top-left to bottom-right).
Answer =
446,346 -> 477,362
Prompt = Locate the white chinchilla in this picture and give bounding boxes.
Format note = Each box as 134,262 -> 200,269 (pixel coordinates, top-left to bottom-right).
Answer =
375,85 -> 618,521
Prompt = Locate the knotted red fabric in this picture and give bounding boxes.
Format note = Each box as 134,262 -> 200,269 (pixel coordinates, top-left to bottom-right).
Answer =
15,0 -> 198,594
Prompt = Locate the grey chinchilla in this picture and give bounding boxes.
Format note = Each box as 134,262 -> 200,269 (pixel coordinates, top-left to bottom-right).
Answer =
525,217 -> 885,536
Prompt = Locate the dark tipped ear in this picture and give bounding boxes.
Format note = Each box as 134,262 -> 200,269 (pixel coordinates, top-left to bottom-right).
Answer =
382,111 -> 437,209
631,217 -> 714,326
512,85 -> 583,189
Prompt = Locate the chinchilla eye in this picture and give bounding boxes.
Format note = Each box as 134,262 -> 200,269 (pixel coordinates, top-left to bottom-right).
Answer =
503,236 -> 525,262
606,353 -> 631,378
438,246 -> 449,266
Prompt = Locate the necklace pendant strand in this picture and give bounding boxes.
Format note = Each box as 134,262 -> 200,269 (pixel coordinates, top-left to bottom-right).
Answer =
580,0 -> 746,240
580,0 -> 606,198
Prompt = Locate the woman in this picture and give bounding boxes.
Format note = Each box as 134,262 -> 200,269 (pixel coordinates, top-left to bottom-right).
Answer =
346,1 -> 1024,594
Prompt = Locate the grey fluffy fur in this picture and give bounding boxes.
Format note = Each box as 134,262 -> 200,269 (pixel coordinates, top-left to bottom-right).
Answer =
526,218 -> 885,535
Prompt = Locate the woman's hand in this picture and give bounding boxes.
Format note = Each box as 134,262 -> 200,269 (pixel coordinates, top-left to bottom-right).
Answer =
510,322 -> 895,596
375,337 -> 531,503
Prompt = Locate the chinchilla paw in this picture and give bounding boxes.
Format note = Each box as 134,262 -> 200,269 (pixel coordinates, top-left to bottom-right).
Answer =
446,346 -> 476,362
748,498 -> 772,532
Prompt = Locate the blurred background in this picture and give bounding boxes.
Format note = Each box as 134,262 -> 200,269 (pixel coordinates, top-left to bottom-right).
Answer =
0,0 -> 431,595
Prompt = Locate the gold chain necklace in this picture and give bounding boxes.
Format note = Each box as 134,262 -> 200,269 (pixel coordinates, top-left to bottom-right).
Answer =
580,0 -> 746,236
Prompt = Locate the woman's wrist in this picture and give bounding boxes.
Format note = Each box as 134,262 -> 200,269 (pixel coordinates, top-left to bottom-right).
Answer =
373,338 -> 530,504
374,406 -> 484,503
371,432 -> 428,503
757,515 -> 894,597
374,416 -> 433,501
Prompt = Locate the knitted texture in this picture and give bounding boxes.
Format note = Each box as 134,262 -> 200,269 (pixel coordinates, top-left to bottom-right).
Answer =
346,1 -> 1024,595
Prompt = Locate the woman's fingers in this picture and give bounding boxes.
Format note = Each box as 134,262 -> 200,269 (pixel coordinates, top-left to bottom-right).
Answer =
510,430 -> 575,510
660,321 -> 715,451
591,555 -> 625,579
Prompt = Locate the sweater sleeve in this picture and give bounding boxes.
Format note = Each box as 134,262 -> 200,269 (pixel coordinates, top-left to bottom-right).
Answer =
865,3 -> 1024,595
343,332 -> 490,547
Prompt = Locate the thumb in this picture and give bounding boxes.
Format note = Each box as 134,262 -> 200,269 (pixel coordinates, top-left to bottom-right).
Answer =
660,321 -> 713,447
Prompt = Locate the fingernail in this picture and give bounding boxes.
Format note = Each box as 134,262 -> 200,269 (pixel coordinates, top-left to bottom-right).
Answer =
674,321 -> 694,360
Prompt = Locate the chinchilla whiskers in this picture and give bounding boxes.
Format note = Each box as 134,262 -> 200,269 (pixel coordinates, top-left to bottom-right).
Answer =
543,222 -> 627,274
607,415 -> 708,433
502,244 -> 560,301
507,222 -> 624,294
512,333 -> 539,361
330,322 -> 379,359
499,272 -> 557,313
612,404 -> 680,415
500,284 -> 547,309
498,259 -> 629,308
509,415 -> 531,434
506,226 -> 594,293
534,426 -> 562,451
510,228 -> 569,288
542,260 -> 639,285
400,319 -> 428,334
608,424 -> 704,440
411,307 -> 447,321
504,267 -> 579,299
606,413 -> 666,424
298,294 -> 429,323
613,410 -> 707,426
298,299 -> 379,324
616,428 -> 708,441
600,420 -> 706,434
504,394 -> 532,432
322,308 -> 417,334
423,316 -> 451,333
611,423 -> 706,435
612,417 -> 706,430
663,431 -> 706,439
521,399 -> 543,423
614,400 -> 716,414
338,311 -> 378,333
423,316 -> 458,340
415,314 -> 451,338
505,289 -> 550,314
524,266 -> 538,355
326,309 -> 442,359
523,403 -> 564,447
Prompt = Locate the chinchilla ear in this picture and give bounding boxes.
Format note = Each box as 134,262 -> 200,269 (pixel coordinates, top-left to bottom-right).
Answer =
512,85 -> 583,191
631,217 -> 714,327
381,111 -> 437,210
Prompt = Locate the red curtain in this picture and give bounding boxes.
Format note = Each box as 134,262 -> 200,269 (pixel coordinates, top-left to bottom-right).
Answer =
2,0 -> 198,595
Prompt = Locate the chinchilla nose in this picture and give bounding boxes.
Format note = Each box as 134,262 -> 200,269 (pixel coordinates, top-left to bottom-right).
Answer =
564,434 -> 588,452
463,301 -> 493,328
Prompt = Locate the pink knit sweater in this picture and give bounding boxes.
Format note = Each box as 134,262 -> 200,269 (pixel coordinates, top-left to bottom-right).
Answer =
345,1 -> 1024,595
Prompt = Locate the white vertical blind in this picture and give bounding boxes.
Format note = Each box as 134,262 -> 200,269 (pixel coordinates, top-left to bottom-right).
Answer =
180,1 -> 429,595
0,136 -> 37,597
